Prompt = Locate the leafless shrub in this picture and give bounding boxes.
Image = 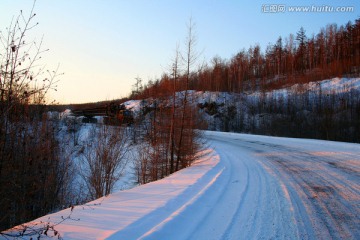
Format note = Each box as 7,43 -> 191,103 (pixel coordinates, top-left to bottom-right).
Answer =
80,124 -> 131,199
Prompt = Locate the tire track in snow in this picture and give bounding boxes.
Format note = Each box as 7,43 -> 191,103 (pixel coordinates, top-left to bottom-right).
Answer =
191,134 -> 299,240
242,136 -> 360,240
201,132 -> 359,239
220,157 -> 250,240
140,141 -> 249,240
138,167 -> 225,239
267,153 -> 360,239
189,145 -> 252,240
187,147 -> 249,240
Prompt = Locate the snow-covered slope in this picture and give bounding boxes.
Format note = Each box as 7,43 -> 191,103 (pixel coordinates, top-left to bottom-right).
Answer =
121,78 -> 360,109
120,77 -> 360,132
4,132 -> 359,239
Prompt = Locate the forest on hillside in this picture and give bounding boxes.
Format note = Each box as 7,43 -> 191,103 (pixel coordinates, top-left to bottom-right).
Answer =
131,18 -> 360,143
138,18 -> 360,96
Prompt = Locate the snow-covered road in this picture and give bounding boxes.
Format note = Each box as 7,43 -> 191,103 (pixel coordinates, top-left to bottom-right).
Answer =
4,132 -> 359,239
203,132 -> 360,240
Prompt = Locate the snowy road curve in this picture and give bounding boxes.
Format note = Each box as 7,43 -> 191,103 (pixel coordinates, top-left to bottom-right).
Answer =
112,132 -> 360,239
5,132 -> 359,240
203,132 -> 360,240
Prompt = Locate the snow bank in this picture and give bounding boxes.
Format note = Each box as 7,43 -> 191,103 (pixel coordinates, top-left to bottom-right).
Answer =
3,149 -> 220,240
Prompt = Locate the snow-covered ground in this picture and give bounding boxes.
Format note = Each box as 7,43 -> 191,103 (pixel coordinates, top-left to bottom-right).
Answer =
4,131 -> 359,239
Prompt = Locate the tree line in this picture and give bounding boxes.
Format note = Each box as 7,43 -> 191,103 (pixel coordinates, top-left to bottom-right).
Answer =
137,18 -> 359,97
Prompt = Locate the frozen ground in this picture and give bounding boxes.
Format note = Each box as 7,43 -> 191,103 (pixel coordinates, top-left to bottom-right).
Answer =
3,131 -> 360,239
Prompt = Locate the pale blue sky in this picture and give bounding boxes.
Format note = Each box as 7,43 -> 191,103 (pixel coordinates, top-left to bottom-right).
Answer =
1,0 -> 359,103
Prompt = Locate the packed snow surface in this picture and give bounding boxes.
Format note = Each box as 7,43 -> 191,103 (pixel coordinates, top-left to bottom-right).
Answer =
4,132 -> 360,239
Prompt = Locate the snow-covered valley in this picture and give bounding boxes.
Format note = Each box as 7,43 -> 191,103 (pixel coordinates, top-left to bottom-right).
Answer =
4,131 -> 359,239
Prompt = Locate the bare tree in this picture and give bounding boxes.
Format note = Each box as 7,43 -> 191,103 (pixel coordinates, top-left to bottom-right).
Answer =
176,17 -> 200,171
168,44 -> 180,174
80,124 -> 131,199
0,1 -> 65,231
134,18 -> 205,183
